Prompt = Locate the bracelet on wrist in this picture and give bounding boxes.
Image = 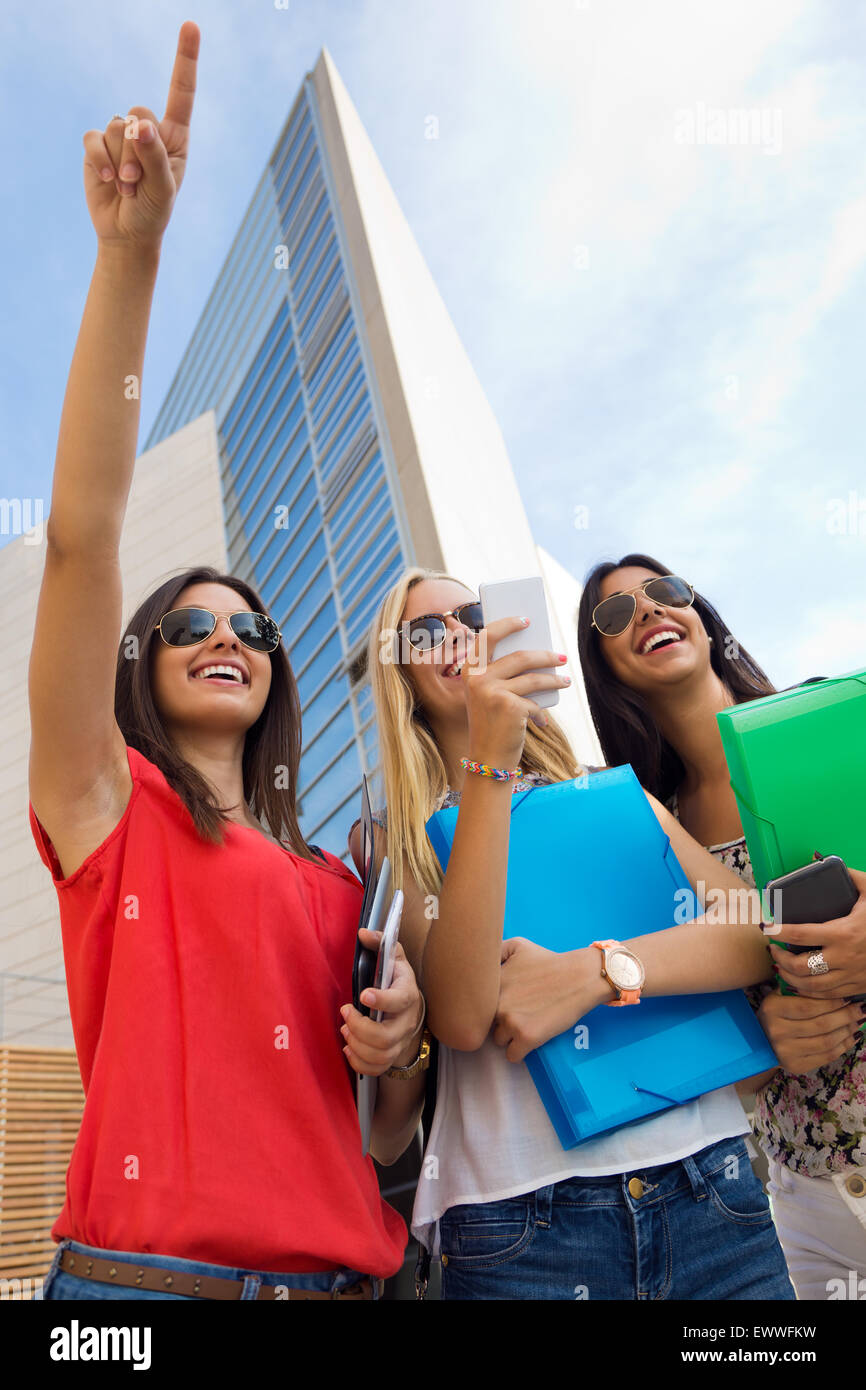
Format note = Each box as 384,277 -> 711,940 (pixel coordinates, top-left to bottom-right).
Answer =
408,993 -> 427,1041
461,757 -> 523,781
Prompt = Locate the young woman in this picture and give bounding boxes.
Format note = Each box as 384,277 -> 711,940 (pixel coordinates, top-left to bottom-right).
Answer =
30,23 -> 423,1301
576,553 -> 866,1300
359,564 -> 799,1301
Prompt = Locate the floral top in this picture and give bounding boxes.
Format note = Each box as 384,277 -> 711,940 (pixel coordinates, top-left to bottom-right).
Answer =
668,788 -> 866,1177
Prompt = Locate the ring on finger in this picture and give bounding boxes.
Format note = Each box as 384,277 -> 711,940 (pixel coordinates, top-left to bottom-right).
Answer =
807,951 -> 830,976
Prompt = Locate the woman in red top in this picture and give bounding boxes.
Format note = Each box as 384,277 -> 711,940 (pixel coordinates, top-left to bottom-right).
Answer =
30,22 -> 425,1301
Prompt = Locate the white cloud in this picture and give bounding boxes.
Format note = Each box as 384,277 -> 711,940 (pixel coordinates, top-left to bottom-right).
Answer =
774,597 -> 866,680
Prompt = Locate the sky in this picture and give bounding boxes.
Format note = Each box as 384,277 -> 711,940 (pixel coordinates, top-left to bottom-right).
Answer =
2,0 -> 865,689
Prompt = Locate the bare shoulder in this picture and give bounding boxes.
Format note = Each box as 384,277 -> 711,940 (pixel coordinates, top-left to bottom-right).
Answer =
29,726 -> 134,881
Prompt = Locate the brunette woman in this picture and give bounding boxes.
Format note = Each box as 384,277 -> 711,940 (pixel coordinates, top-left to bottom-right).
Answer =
577,553 -> 866,1299
31,22 -> 422,1301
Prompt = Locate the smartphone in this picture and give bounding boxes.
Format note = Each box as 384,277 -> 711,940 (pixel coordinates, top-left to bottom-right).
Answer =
372,890 -> 403,1022
352,857 -> 392,1018
355,888 -> 403,1156
478,576 -> 559,709
765,854 -> 862,1000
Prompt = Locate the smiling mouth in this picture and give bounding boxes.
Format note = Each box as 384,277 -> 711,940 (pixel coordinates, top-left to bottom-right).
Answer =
189,670 -> 248,686
638,631 -> 686,656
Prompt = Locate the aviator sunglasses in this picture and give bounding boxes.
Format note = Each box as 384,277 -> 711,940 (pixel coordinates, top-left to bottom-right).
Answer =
591,576 -> 695,638
153,607 -> 282,653
399,601 -> 485,654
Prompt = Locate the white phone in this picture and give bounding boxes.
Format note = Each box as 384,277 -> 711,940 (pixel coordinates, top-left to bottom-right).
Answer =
478,576 -> 560,709
357,888 -> 404,1155
372,890 -> 403,1023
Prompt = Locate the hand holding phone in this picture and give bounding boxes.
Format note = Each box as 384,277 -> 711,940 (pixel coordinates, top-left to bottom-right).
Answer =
765,855 -> 866,1003
479,577 -> 560,710
464,577 -> 570,769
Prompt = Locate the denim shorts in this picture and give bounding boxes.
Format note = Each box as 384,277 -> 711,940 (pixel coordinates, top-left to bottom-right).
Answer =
438,1137 -> 796,1301
41,1238 -> 380,1301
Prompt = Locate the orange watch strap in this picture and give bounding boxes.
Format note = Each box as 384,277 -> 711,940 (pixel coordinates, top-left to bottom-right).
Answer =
591,940 -> 642,1006
608,987 -> 641,1006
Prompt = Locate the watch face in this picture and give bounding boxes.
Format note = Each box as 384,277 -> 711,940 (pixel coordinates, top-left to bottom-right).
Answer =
609,950 -> 642,989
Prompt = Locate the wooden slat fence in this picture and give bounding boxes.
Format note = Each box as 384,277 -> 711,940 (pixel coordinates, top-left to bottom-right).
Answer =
0,1045 -> 83,1299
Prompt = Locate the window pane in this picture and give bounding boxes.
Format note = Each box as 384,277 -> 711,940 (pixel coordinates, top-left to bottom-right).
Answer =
302,781 -> 362,862
318,396 -> 371,480
300,700 -> 355,789
301,671 -> 350,747
254,471 -> 318,576
296,630 -> 342,705
268,532 -> 326,605
308,310 -> 353,403
299,742 -> 361,839
279,560 -> 331,643
288,597 -> 336,673
222,303 -> 289,441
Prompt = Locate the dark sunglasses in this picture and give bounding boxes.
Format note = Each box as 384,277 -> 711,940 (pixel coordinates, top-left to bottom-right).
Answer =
153,607 -> 282,653
399,601 -> 485,654
591,576 -> 695,637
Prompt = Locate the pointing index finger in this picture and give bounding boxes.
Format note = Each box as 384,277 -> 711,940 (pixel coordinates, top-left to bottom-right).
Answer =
164,20 -> 200,132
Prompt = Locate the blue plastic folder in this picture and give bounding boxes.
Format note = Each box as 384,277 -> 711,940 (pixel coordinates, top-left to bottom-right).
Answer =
425,767 -> 777,1149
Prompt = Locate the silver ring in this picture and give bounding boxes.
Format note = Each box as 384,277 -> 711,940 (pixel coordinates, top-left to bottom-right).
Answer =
806,951 -> 830,976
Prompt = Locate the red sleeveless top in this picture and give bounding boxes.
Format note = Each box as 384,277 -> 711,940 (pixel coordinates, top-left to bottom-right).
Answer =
28,745 -> 407,1276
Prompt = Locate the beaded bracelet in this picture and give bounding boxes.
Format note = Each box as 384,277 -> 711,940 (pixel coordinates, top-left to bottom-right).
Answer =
460,757 -> 523,781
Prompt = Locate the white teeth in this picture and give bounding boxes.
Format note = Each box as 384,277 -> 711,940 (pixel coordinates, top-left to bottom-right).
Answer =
641,630 -> 683,655
193,665 -> 245,683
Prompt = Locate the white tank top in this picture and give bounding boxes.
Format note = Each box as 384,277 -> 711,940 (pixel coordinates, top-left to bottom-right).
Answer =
382,772 -> 749,1255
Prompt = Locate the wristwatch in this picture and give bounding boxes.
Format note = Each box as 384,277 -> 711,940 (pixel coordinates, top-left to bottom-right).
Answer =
591,939 -> 645,1006
385,1028 -> 432,1079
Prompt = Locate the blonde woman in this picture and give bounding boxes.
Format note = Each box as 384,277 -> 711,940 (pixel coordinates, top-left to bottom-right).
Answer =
355,566 -> 796,1301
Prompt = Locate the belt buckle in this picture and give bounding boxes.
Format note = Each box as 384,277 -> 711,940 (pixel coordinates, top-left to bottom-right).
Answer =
334,1279 -> 366,1300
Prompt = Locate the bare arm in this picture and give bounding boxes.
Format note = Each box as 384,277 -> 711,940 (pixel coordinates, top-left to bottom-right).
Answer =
30,246 -> 161,821
29,25 -> 199,826
420,627 -> 571,1049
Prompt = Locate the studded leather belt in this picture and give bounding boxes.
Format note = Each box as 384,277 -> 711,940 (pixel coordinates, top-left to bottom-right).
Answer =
58,1250 -> 381,1300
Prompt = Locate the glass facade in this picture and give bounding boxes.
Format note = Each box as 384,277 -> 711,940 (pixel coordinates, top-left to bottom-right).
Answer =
145,82 -> 407,862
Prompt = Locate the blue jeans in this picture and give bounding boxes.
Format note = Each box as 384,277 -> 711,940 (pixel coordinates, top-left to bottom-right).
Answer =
438,1137 -> 796,1300
41,1239 -> 380,1301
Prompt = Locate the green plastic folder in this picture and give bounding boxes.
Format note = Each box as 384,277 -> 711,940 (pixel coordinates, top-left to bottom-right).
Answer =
716,668 -> 866,894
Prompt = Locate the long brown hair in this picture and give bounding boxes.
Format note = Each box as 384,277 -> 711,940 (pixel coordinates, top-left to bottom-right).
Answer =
114,564 -> 317,860
577,553 -> 776,803
367,567 -> 585,897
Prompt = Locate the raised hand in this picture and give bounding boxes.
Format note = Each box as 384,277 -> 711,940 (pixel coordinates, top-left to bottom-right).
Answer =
81,20 -> 200,249
463,615 -> 571,768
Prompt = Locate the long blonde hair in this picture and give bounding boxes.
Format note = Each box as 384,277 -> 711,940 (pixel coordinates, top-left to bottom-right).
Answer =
365,567 -> 585,896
